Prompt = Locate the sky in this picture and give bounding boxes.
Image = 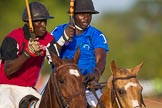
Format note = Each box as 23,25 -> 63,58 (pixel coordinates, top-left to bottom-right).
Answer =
93,0 -> 138,13
91,0 -> 138,20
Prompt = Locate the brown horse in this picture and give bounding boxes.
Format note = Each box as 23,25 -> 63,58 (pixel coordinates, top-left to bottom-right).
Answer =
19,48 -> 87,108
97,60 -> 146,108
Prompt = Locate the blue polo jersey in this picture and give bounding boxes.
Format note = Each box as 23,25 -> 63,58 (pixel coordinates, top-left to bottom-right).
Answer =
51,24 -> 109,75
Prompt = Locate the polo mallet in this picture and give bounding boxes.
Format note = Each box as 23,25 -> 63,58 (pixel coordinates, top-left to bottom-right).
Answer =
68,0 -> 75,41
25,0 -> 42,55
69,0 -> 75,25
25,0 -> 36,39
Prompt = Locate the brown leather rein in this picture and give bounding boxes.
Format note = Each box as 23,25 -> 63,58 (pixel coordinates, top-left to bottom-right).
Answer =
111,75 -> 146,108
53,63 -> 85,108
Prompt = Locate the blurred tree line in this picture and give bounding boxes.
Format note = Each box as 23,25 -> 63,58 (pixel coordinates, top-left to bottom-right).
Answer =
100,0 -> 162,81
0,0 -> 162,81
0,0 -> 69,44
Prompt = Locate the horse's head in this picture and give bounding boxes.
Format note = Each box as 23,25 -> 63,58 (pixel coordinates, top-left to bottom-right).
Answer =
39,48 -> 87,108
99,60 -> 145,108
110,60 -> 145,108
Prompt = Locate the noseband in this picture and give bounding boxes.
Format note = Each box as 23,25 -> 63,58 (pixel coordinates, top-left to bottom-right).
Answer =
111,75 -> 146,108
53,63 -> 84,108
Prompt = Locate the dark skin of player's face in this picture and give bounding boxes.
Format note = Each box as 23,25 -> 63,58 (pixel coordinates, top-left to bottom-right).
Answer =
74,13 -> 92,30
28,20 -> 47,38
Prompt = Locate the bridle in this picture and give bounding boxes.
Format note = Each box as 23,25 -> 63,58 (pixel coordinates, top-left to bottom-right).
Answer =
53,63 -> 85,108
111,75 -> 146,108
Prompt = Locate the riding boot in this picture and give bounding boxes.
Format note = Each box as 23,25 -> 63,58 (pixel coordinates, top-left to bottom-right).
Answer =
19,95 -> 39,108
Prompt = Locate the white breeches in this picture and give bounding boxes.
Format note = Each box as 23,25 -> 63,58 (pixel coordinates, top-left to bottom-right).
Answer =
86,89 -> 102,107
0,84 -> 41,108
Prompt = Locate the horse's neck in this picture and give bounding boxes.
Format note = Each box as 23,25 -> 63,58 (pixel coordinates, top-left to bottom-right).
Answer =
39,73 -> 60,108
100,76 -> 114,108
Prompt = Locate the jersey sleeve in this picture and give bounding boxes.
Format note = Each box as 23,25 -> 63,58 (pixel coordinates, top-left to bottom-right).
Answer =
1,37 -> 18,60
51,24 -> 68,41
92,30 -> 109,52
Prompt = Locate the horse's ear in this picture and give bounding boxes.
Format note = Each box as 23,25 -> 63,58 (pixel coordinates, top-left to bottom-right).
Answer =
132,61 -> 144,75
49,51 -> 63,67
110,60 -> 117,74
73,47 -> 80,64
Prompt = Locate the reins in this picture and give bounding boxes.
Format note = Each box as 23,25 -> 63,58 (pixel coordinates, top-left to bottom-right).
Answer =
53,63 -> 84,108
111,75 -> 146,108
85,81 -> 106,108
112,76 -> 136,108
53,72 -> 69,108
56,63 -> 78,72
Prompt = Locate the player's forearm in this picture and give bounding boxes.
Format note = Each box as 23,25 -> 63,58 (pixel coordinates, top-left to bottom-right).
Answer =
4,54 -> 28,76
95,48 -> 107,76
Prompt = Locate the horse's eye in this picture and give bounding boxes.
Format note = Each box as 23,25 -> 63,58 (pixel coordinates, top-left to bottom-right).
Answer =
59,79 -> 64,84
118,88 -> 126,95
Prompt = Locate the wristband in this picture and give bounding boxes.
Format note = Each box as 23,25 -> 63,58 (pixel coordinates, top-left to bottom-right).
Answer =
57,30 -> 70,46
57,36 -> 66,46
